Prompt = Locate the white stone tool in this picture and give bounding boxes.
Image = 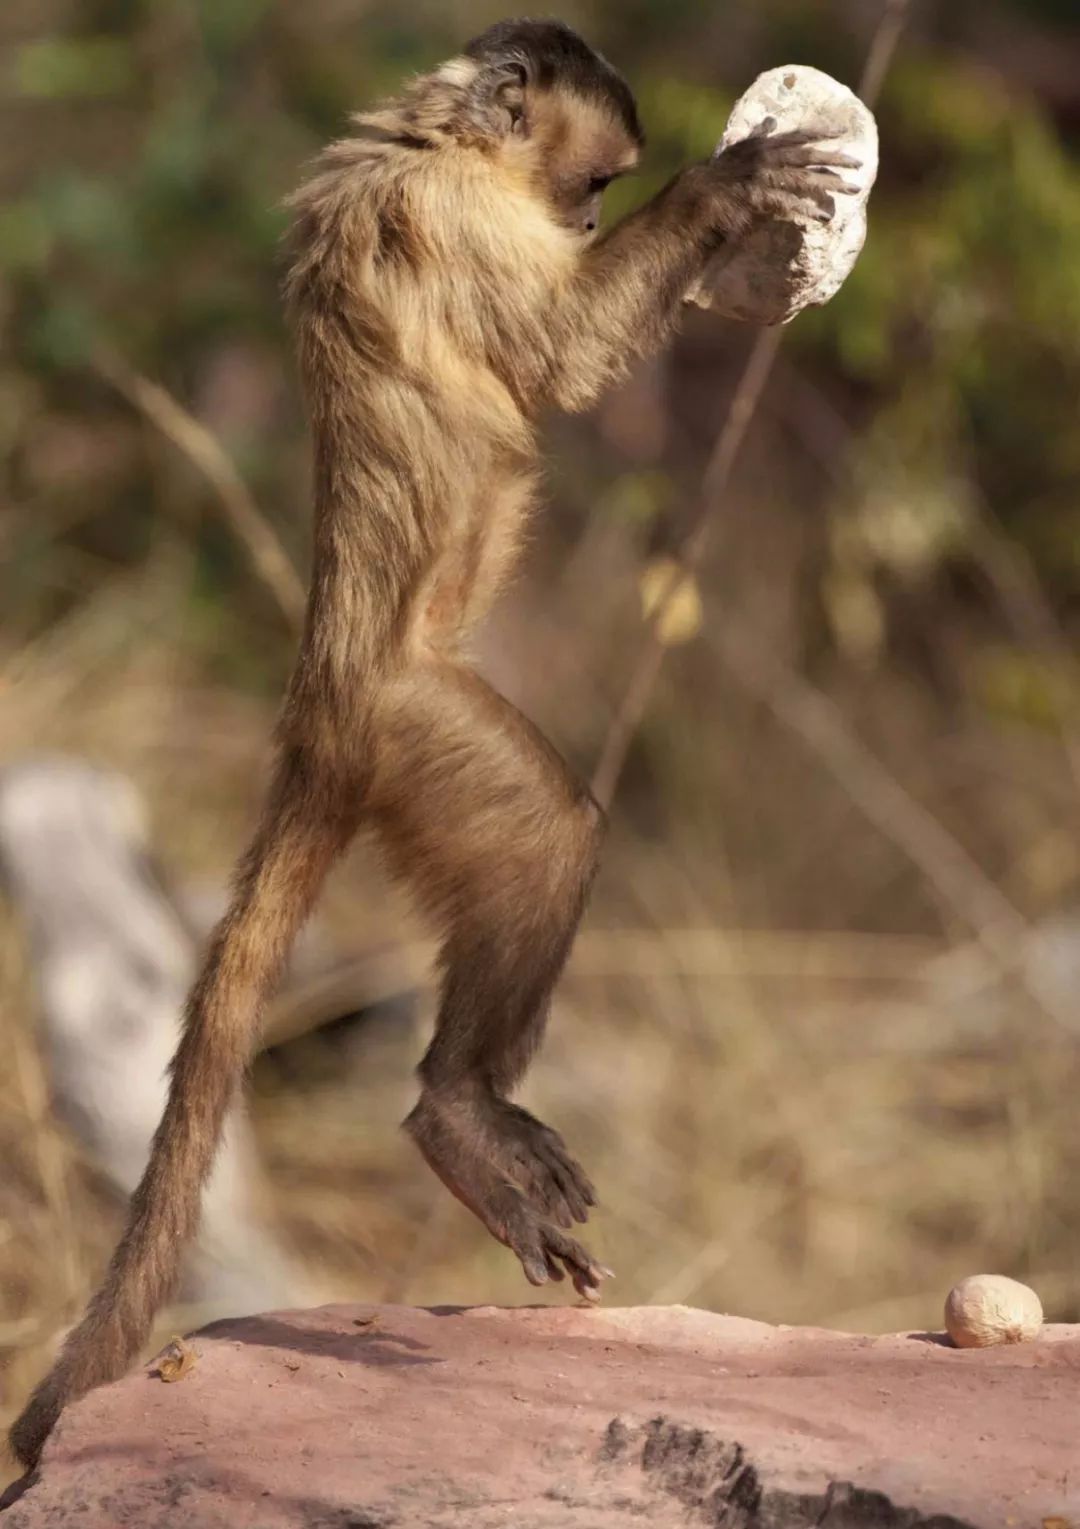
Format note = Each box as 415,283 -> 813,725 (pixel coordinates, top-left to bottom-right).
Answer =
687,65 -> 879,325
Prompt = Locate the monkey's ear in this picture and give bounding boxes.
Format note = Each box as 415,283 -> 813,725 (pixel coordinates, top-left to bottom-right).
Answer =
479,57 -> 530,138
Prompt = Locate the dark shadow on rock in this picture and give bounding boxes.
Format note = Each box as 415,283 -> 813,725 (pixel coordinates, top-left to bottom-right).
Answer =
906,1330 -> 954,1347
425,1303 -> 551,1318
194,1314 -> 439,1368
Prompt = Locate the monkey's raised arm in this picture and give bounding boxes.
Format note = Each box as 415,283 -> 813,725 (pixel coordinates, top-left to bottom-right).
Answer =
545,134 -> 854,413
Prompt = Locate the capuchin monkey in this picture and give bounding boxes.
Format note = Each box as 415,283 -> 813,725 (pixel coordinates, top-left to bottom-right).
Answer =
11,19 -> 858,1467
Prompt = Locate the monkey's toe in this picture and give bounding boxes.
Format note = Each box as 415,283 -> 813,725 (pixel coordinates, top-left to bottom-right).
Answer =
503,1199 -> 613,1302
493,1102 -> 596,1227
513,1138 -> 594,1226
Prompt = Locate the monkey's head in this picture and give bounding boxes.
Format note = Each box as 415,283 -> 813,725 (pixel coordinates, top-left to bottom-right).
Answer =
437,19 -> 643,240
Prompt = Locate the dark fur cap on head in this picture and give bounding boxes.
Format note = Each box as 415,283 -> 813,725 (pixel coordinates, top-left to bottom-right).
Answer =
464,18 -> 644,145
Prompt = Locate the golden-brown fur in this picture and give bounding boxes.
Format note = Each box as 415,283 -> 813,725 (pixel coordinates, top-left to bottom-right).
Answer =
10,19 -> 858,1469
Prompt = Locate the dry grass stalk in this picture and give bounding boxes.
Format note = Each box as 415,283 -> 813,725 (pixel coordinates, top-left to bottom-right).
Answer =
93,348 -> 306,631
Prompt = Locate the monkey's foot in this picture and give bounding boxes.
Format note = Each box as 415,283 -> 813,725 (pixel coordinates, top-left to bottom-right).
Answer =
487,1100 -> 596,1230
404,1093 -> 613,1300
494,1181 -> 612,1301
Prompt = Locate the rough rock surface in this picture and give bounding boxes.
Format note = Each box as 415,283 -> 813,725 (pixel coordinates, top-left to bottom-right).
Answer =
4,1304 -> 1079,1527
688,65 -> 878,325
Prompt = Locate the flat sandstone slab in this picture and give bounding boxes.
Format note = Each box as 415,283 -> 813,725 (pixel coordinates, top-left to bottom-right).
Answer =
5,1304 -> 1079,1527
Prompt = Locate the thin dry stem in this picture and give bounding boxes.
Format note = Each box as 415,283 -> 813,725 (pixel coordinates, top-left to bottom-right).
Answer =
94,348 -> 307,631
590,328 -> 782,808
858,0 -> 914,110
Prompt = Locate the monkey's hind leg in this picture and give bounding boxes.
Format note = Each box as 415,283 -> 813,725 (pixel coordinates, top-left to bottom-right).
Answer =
371,661 -> 610,1298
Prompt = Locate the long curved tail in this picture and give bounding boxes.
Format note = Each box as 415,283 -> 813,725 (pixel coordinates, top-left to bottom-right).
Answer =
9,752 -> 356,1468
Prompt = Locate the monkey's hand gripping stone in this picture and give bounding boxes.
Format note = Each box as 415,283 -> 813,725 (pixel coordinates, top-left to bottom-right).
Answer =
687,66 -> 878,325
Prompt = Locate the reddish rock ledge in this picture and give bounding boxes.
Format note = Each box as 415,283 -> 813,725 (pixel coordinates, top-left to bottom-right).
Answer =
4,1304 -> 1079,1527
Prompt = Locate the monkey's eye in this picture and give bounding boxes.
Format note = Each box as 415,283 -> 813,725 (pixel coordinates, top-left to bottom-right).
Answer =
587,174 -> 613,195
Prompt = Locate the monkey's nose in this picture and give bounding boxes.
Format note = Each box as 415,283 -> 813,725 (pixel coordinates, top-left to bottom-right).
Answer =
584,218 -> 597,233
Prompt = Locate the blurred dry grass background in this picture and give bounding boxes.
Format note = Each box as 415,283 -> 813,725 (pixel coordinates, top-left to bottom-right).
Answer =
4,0 -> 1080,1468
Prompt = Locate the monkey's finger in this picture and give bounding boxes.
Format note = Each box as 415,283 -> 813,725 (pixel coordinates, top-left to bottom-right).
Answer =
519,1250 -> 551,1286
811,150 -> 863,170
767,147 -> 863,173
507,1114 -> 596,1224
732,126 -> 804,150
748,126 -> 849,153
542,1227 -> 613,1301
508,1149 -> 569,1225
501,1218 -> 543,1281
760,166 -> 856,205
563,1157 -> 597,1210
804,167 -> 860,192
804,182 -> 840,215
754,176 -> 838,224
504,1201 -> 567,1287
542,1226 -> 593,1264
539,1136 -> 597,1211
559,1185 -> 592,1226
548,1197 -> 575,1231
780,172 -> 841,213
543,1253 -> 567,1282
532,1175 -> 585,1231
533,1148 -> 592,1224
745,115 -> 778,140
780,123 -> 853,146
570,1259 -> 616,1303
558,1176 -> 593,1225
